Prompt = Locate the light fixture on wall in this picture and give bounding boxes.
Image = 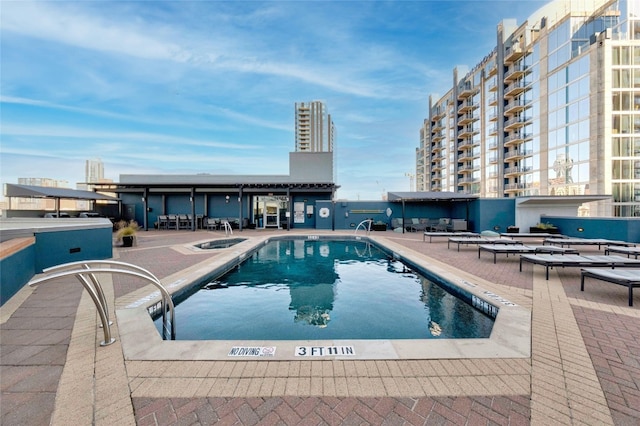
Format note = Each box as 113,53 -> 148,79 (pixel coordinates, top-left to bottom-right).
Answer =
141,196 -> 146,203
577,227 -> 584,232
225,195 -> 230,203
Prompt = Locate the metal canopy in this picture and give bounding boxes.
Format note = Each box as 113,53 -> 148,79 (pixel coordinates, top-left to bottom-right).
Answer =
387,191 -> 478,202
94,182 -> 338,192
4,184 -> 118,201
515,195 -> 611,206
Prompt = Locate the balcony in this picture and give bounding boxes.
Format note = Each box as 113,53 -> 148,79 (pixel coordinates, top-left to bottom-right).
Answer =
488,155 -> 498,164
431,162 -> 444,172
487,80 -> 498,92
488,123 -> 498,136
458,164 -> 475,174
504,165 -> 532,177
457,100 -> 479,114
504,98 -> 531,115
431,108 -> 446,120
505,182 -> 527,192
431,141 -> 444,151
432,120 -> 445,132
457,138 -> 476,149
457,83 -> 477,99
487,64 -> 497,77
432,132 -> 444,143
504,79 -> 530,98
458,150 -> 474,161
488,94 -> 498,106
504,115 -> 529,131
504,132 -> 531,146
488,141 -> 498,150
504,149 -> 532,161
504,63 -> 530,83
431,172 -> 442,181
504,44 -> 525,63
458,125 -> 479,139
458,111 -> 479,125
458,177 -> 475,185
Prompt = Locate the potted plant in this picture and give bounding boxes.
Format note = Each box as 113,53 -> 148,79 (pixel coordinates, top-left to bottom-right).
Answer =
115,220 -> 139,247
529,222 -> 559,234
506,225 -> 519,233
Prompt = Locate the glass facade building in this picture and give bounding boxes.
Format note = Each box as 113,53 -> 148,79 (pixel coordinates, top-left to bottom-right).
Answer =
416,0 -> 640,216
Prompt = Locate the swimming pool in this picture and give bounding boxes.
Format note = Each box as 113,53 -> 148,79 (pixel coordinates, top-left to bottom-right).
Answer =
155,238 -> 495,340
119,233 -> 530,360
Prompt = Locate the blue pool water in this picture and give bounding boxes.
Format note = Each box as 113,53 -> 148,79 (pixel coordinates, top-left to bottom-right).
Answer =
156,239 -> 495,340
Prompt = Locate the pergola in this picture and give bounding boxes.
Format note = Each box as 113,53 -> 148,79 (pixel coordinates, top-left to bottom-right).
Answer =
387,191 -> 478,233
4,184 -> 119,216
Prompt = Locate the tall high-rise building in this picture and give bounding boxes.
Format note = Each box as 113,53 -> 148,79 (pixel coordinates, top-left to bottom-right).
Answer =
416,0 -> 640,217
295,101 -> 335,153
85,158 -> 104,183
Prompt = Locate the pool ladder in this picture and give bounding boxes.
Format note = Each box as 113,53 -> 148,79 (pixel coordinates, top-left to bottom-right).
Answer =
354,219 -> 373,235
221,220 -> 233,236
28,260 -> 175,346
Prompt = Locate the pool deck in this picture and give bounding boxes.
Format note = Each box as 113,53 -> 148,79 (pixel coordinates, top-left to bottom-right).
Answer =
2,229 -> 639,425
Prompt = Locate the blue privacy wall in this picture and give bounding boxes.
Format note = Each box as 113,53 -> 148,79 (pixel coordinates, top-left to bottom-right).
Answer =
34,227 -> 113,272
470,199 -> 516,233
542,216 -> 640,242
0,242 -> 36,306
1,224 -> 113,306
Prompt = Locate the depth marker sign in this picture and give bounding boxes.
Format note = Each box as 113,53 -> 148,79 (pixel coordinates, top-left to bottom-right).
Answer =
295,346 -> 355,357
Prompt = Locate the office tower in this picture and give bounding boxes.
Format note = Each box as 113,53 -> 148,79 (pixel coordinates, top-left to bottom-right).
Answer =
295,101 -> 335,153
416,0 -> 640,216
85,158 -> 104,183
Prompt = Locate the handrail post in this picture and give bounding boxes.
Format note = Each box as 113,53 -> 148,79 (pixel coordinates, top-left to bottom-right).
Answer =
30,260 -> 177,346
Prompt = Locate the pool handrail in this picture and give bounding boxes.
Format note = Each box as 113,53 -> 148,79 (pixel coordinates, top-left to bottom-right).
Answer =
354,219 -> 373,235
29,260 -> 176,345
221,220 -> 233,236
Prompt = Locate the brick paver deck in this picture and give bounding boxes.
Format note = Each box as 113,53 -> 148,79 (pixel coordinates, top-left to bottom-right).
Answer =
2,229 -> 638,425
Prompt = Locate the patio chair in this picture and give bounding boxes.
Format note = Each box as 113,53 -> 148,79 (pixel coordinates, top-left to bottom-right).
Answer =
157,215 -> 168,230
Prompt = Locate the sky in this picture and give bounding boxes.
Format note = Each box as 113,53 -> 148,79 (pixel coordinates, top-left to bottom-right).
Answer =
0,0 -> 547,201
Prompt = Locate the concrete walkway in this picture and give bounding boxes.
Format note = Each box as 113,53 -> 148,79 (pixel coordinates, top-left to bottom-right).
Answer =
2,229 -> 639,425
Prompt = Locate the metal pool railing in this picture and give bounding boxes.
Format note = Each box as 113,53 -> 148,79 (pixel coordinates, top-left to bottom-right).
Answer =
354,219 -> 373,235
28,260 -> 175,346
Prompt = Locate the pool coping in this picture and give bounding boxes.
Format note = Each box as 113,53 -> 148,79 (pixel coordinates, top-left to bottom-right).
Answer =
116,233 -> 531,361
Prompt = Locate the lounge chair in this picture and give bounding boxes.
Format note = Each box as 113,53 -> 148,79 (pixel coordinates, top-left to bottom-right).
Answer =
423,231 -> 478,243
478,244 -> 579,264
604,246 -> 640,259
448,236 -> 522,251
581,268 -> 640,306
519,254 -> 640,280
544,238 -> 636,249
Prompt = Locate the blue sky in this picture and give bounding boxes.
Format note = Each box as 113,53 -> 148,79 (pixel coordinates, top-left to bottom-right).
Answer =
0,0 -> 546,200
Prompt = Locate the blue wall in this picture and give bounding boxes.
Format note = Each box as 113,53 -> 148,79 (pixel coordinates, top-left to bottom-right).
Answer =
0,224 -> 113,307
470,199 -> 516,233
1,242 -> 36,306
315,200 -> 478,231
34,228 -> 113,272
543,216 -> 640,242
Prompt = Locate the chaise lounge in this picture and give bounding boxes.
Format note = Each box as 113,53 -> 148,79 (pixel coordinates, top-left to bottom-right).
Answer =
478,244 -> 579,264
519,254 -> 640,280
581,268 -> 640,306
